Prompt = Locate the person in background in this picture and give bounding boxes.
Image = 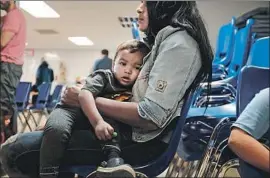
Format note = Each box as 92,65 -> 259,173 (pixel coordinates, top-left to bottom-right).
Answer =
0,0 -> 26,140
92,49 -> 113,72
35,59 -> 54,87
229,88 -> 269,178
30,59 -> 54,105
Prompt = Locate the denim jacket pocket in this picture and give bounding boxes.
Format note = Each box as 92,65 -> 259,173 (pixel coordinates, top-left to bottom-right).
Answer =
138,48 -> 201,128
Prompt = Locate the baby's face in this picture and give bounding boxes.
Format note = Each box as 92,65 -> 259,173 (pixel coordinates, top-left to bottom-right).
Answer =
113,49 -> 143,86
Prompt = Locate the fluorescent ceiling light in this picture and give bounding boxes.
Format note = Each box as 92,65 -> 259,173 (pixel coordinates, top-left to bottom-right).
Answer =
68,37 -> 94,46
19,1 -> 60,18
44,52 -> 60,59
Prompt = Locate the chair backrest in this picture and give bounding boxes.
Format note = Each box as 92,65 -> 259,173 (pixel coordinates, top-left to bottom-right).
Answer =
246,37 -> 269,68
145,90 -> 194,175
15,82 -> 32,109
35,82 -> 51,108
213,18 -> 236,66
236,38 -> 270,115
237,67 -> 269,116
227,19 -> 254,77
47,84 -> 64,108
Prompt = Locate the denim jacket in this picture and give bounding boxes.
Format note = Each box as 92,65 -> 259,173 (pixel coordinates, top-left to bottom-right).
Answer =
131,26 -> 202,142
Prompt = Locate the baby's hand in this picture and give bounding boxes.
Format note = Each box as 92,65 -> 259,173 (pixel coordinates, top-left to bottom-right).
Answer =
94,120 -> 114,141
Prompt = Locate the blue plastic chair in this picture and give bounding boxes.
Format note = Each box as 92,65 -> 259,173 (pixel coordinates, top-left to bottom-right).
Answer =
188,33 -> 269,119
212,17 -> 236,67
46,84 -> 64,113
212,19 -> 254,82
189,19 -> 254,111
59,91 -> 194,177
132,21 -> 141,40
245,36 -> 269,68
24,83 -> 51,131
194,66 -> 269,177
175,36 -> 270,176
195,61 -> 270,178
15,82 -> 32,131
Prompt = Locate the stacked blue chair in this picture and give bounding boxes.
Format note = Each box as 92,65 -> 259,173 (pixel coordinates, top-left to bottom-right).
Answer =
212,19 -> 253,82
236,7 -> 269,39
23,83 -> 51,131
46,84 -> 64,113
212,17 -> 236,69
167,37 -> 269,178
187,19 -> 254,119
15,82 -> 32,132
59,91 -> 194,178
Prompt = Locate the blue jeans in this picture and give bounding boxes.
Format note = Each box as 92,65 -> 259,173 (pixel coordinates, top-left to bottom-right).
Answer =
39,106 -> 132,177
0,130 -> 167,178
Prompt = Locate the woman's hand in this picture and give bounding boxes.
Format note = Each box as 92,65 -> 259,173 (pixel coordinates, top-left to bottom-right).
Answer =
61,84 -> 82,107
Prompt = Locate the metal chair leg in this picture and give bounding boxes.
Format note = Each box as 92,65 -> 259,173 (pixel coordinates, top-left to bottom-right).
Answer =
18,112 -> 31,132
29,111 -> 38,127
184,161 -> 200,177
171,156 -> 185,177
195,117 -> 234,177
166,153 -> 180,177
21,110 -> 32,132
216,158 -> 239,177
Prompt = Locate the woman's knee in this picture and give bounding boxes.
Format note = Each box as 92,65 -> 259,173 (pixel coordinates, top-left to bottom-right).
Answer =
0,134 -> 24,177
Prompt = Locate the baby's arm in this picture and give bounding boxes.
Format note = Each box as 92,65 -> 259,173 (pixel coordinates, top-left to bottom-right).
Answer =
79,90 -> 103,128
80,72 -> 115,140
79,89 -> 114,141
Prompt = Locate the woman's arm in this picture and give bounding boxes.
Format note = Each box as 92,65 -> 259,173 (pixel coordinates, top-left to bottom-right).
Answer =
96,97 -> 158,130
61,85 -> 82,107
229,128 -> 269,172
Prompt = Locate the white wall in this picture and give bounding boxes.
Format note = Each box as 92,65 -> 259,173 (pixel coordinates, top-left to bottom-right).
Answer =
197,1 -> 269,49
21,1 -> 269,85
21,49 -> 115,85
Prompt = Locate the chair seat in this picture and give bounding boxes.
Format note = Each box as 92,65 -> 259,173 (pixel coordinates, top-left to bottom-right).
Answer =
188,102 -> 236,118
17,106 -> 26,112
29,104 -> 46,110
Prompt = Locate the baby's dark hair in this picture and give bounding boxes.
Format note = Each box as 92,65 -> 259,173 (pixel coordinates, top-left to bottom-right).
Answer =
114,40 -> 150,61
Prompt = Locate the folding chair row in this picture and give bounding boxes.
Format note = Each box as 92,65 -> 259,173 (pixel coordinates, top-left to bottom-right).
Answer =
16,83 -> 64,132
19,82 -> 51,132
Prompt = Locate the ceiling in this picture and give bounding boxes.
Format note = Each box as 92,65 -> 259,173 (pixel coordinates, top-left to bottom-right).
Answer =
22,1 -> 139,50
7,1 -> 269,50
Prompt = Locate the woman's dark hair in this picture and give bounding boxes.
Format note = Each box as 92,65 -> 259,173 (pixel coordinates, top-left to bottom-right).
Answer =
145,1 -> 213,97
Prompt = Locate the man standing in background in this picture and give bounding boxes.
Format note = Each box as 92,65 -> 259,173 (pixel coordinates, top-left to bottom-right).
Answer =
0,0 -> 26,143
92,49 -> 113,72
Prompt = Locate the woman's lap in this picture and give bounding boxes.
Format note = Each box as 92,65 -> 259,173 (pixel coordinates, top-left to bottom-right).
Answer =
0,130 -> 167,177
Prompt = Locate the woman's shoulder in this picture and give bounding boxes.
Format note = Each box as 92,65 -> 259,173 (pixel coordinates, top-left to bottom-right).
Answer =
156,26 -> 198,49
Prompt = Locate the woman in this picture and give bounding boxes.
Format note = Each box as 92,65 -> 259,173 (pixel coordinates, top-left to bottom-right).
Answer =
0,1 -> 213,178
